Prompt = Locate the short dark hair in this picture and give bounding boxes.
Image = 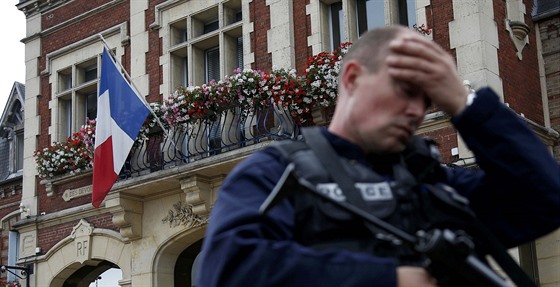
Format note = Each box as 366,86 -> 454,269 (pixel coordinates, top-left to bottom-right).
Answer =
341,25 -> 407,74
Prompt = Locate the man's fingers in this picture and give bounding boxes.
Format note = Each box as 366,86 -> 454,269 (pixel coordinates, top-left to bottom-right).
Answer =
387,67 -> 425,84
389,35 -> 443,63
386,53 -> 444,87
386,54 -> 436,74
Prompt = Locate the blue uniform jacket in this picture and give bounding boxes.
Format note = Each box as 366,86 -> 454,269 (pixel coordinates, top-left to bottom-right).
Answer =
197,88 -> 560,287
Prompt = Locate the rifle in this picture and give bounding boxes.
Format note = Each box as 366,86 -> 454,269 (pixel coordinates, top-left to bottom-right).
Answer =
260,163 -> 514,287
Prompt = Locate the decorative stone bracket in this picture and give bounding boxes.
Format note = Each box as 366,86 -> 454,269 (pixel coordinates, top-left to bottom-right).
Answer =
506,19 -> 530,60
106,196 -> 143,240
180,174 -> 223,217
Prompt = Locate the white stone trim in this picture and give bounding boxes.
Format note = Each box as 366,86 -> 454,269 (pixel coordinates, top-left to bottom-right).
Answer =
306,0 -> 324,55
242,0 -> 254,69
535,23 -> 551,128
449,0 -> 503,159
130,0 -> 150,97
266,0 -> 296,69
22,13 -> 44,220
504,0 -> 530,60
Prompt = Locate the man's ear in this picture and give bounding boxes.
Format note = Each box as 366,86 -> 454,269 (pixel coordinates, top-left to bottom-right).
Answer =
341,60 -> 362,95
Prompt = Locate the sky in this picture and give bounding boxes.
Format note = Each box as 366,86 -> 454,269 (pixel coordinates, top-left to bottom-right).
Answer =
88,268 -> 122,287
0,0 -> 26,114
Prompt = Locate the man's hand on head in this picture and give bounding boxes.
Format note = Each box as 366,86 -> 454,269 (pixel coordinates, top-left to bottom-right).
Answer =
386,33 -> 469,116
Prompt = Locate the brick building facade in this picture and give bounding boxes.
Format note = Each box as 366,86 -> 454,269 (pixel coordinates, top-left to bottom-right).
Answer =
9,0 -> 560,286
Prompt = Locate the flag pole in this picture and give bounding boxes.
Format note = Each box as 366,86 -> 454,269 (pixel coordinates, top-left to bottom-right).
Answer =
97,34 -> 179,150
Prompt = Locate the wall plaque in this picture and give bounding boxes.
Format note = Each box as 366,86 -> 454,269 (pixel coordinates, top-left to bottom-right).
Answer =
62,185 -> 92,202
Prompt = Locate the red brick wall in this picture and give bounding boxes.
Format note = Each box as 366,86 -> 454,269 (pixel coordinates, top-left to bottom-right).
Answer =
37,81 -> 52,149
41,2 -> 129,63
494,0 -> 544,125
42,0 -> 114,29
429,0 -> 455,56
144,32 -> 163,102
146,0 -> 168,103
0,182 -> 22,220
38,175 -> 92,214
419,126 -> 460,164
38,221 -> 76,252
293,0 -> 312,74
250,0 -> 272,71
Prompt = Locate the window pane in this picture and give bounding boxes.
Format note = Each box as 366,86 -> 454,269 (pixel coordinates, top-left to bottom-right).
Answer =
85,92 -> 97,121
171,49 -> 188,87
184,57 -> 189,86
330,2 -> 344,50
16,132 -> 24,171
205,47 -> 220,82
8,231 -> 18,282
406,0 -> 416,28
397,0 -> 416,27
171,20 -> 188,45
236,37 -> 243,69
204,20 -> 219,34
64,100 -> 72,138
235,10 -> 242,22
59,68 -> 72,92
360,0 -> 385,32
84,65 -> 98,82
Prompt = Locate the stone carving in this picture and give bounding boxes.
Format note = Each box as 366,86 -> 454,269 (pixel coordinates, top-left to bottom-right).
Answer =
162,201 -> 208,228
71,219 -> 94,264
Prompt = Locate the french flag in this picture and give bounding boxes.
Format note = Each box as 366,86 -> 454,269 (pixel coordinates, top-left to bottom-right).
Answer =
92,48 -> 150,208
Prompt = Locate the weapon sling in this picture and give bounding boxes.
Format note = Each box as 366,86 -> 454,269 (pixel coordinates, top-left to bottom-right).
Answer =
297,127 -> 536,287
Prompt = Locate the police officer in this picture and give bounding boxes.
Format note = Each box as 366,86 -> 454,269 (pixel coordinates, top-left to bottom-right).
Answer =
197,26 -> 560,287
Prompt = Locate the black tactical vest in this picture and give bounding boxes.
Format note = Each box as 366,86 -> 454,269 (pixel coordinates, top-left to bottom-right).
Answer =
270,138 -> 476,266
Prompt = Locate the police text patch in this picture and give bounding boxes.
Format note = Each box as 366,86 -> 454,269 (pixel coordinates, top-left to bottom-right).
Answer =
355,182 -> 393,201
315,182 -> 393,202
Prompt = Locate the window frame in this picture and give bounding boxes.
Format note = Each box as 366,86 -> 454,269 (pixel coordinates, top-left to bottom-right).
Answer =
15,130 -> 24,172
322,0 -> 420,51
167,0 -> 244,89
55,55 -> 100,141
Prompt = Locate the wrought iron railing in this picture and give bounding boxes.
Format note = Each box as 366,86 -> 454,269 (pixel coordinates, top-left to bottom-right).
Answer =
120,105 -> 301,178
